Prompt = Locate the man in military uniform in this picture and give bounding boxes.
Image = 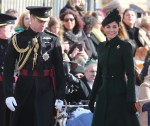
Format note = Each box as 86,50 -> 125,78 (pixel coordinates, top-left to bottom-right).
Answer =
0,13 -> 16,126
3,6 -> 66,126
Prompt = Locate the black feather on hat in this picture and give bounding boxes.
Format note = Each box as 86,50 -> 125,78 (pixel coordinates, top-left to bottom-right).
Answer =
102,8 -> 121,27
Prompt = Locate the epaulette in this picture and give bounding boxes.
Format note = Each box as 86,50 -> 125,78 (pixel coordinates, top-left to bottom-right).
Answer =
44,29 -> 58,38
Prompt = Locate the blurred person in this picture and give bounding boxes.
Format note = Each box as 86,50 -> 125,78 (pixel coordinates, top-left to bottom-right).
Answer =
102,0 -> 129,17
138,16 -> 150,50
134,47 -> 148,75
91,11 -> 106,43
140,50 -> 150,82
5,9 -> 19,28
48,16 -> 62,35
0,13 -> 16,126
15,11 -> 30,32
47,16 -> 70,62
47,16 -> 64,45
3,6 -> 66,126
85,11 -> 106,43
83,15 -> 100,59
60,9 -> 91,63
65,59 -> 97,104
118,22 -> 129,41
60,0 -> 85,16
88,9 -> 140,126
122,8 -> 143,55
91,11 -> 104,30
138,66 -> 150,126
144,10 -> 150,17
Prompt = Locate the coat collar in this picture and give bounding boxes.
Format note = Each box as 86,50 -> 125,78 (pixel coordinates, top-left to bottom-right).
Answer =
105,36 -> 120,47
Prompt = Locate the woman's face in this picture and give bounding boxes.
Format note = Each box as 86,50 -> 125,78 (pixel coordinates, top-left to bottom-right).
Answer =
23,13 -> 30,29
123,10 -> 137,27
50,23 -> 60,34
63,14 -> 75,31
103,21 -> 119,40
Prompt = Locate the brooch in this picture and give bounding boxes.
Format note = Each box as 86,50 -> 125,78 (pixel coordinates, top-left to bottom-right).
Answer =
42,52 -> 49,61
117,45 -> 120,49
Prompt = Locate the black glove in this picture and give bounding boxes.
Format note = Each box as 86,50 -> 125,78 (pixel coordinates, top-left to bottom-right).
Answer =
128,102 -> 137,114
88,100 -> 95,113
66,73 -> 79,84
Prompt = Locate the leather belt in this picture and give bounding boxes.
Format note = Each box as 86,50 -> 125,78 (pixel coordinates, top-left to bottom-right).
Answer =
20,69 -> 50,77
20,69 -> 56,94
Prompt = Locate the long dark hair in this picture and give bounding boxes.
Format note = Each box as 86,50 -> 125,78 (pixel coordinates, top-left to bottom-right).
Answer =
59,9 -> 84,34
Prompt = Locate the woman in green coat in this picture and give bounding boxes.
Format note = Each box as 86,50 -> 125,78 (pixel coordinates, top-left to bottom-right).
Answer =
88,9 -> 140,126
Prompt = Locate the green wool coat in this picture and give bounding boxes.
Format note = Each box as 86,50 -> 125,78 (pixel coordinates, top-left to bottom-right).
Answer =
90,36 -> 140,126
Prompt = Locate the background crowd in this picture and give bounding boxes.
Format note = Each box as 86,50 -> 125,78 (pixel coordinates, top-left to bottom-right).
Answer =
1,0 -> 150,126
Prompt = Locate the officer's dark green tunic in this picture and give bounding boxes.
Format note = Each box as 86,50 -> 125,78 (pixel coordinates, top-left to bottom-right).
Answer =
3,28 -> 66,126
0,39 -> 9,126
90,36 -> 140,126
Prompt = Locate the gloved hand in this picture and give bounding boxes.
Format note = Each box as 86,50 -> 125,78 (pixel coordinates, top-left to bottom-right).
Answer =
55,99 -> 64,111
66,73 -> 79,84
128,102 -> 137,114
5,97 -> 17,111
88,100 -> 95,113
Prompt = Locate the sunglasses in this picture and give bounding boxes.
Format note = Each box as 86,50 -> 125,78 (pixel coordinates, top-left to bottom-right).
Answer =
64,18 -> 75,22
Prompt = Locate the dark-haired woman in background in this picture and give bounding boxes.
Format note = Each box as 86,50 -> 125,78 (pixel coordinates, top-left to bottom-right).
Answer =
88,9 -> 140,126
60,9 -> 91,65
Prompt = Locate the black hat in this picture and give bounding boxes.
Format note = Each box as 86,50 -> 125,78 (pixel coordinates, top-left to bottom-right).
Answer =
102,8 -> 121,27
26,6 -> 52,21
0,13 -> 17,26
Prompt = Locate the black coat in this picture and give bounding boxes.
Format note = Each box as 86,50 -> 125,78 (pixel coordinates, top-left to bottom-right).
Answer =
65,76 -> 91,104
124,23 -> 143,55
90,36 -> 140,126
0,39 -> 9,126
3,28 -> 66,126
86,33 -> 101,59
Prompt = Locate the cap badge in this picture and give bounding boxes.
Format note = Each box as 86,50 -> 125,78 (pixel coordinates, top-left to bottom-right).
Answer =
43,36 -> 51,40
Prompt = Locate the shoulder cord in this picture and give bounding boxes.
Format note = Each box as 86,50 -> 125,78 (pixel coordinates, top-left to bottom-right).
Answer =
12,35 -> 39,71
